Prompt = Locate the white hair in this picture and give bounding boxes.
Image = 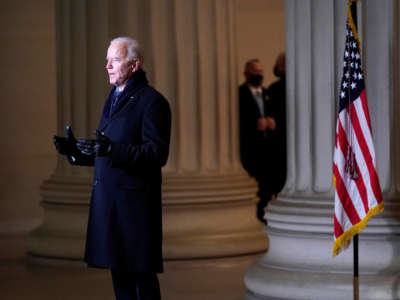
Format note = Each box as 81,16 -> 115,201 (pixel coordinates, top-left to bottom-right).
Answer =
110,37 -> 144,67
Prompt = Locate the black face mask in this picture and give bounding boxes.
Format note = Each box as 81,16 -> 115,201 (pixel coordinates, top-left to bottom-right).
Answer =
247,74 -> 263,86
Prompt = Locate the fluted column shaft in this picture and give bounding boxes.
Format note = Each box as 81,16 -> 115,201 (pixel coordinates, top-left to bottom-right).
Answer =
245,0 -> 400,299
28,0 -> 267,262
150,0 -> 266,259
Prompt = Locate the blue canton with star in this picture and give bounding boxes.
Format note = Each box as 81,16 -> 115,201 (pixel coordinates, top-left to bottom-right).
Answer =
339,22 -> 365,112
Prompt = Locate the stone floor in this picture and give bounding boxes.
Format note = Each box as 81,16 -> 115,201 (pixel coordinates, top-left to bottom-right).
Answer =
0,235 -> 261,300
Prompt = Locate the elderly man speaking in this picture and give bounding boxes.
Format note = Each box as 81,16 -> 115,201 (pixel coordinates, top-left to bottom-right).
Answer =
53,37 -> 172,300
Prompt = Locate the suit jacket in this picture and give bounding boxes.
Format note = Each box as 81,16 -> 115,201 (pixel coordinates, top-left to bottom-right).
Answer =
239,83 -> 278,184
70,69 -> 171,273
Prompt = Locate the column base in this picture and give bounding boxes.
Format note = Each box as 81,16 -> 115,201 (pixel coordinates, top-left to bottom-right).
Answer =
244,196 -> 400,300
28,170 -> 268,262
245,264 -> 400,300
162,171 -> 268,259
27,175 -> 91,260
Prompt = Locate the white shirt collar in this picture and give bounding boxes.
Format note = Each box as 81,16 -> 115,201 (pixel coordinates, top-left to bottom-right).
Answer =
249,86 -> 263,97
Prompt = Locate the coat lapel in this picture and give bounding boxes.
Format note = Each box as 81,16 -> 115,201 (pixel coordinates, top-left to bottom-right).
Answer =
98,69 -> 148,132
245,85 -> 262,118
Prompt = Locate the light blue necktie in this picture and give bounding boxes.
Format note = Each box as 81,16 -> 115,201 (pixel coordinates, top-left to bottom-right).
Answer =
254,91 -> 264,117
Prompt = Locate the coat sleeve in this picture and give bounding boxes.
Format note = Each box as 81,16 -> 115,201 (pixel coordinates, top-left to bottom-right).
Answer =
109,97 -> 172,169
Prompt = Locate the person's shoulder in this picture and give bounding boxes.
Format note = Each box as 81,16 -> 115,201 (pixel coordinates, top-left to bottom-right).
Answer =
239,83 -> 251,98
239,83 -> 249,92
141,86 -> 170,112
143,85 -> 167,102
267,78 -> 285,91
267,80 -> 279,91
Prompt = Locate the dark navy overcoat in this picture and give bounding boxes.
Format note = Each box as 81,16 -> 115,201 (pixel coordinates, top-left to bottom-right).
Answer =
72,70 -> 171,273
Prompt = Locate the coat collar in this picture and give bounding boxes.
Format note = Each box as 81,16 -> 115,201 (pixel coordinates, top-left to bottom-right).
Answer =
119,69 -> 148,97
114,69 -> 148,105
99,69 -> 149,131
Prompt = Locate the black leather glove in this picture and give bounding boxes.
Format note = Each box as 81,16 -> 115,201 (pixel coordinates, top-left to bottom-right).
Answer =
53,125 -> 78,156
76,138 -> 96,156
76,130 -> 111,157
94,130 -> 111,156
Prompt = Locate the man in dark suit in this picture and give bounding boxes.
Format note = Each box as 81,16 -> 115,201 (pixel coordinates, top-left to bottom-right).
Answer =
53,37 -> 171,300
239,58 -> 278,224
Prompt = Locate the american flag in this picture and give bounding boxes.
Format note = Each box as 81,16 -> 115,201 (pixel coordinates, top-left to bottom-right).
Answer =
332,3 -> 384,257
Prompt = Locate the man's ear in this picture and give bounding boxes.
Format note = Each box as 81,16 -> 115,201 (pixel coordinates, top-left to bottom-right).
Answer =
132,60 -> 141,73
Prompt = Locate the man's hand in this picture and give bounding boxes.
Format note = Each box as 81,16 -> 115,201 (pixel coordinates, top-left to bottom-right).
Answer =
76,130 -> 111,157
257,117 -> 268,132
53,125 -> 78,155
266,117 -> 276,131
257,117 -> 276,132
76,139 -> 96,156
94,130 -> 111,156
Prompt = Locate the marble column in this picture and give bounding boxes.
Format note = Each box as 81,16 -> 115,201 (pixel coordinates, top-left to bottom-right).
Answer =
245,0 -> 400,299
27,0 -> 267,263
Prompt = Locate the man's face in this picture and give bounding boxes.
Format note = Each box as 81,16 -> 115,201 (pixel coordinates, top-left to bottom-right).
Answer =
246,61 -> 264,77
106,42 -> 133,89
245,61 -> 264,87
